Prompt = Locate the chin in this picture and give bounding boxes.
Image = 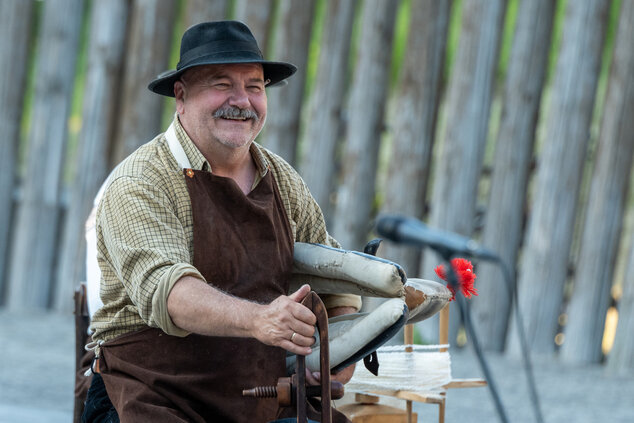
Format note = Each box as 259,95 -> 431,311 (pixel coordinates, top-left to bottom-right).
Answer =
215,128 -> 262,149
218,137 -> 253,149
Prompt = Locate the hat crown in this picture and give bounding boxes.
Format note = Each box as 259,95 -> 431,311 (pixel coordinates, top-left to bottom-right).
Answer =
177,21 -> 263,70
148,20 -> 296,97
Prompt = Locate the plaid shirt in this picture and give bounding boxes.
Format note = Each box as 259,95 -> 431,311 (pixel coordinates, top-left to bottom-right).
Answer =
90,117 -> 360,347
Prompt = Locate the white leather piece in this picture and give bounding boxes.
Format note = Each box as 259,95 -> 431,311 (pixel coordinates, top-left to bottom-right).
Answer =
293,243 -> 405,298
289,274 -> 402,298
404,278 -> 452,323
287,298 -> 407,373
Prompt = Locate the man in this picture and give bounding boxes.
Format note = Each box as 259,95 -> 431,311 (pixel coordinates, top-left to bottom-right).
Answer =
84,21 -> 360,422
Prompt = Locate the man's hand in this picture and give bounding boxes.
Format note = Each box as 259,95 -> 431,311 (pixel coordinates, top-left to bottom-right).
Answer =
252,284 -> 317,356
305,362 -> 356,386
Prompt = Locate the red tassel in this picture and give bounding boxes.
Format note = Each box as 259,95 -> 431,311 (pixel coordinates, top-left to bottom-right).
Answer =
434,258 -> 478,301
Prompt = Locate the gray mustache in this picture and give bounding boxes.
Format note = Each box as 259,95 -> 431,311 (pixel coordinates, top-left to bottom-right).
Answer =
213,106 -> 259,121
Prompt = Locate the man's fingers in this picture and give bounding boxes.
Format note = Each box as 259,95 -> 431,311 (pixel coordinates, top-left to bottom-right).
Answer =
288,284 -> 311,303
286,285 -> 317,326
305,369 -> 320,386
290,302 -> 317,327
288,331 -> 315,348
282,340 -> 312,357
289,319 -> 315,338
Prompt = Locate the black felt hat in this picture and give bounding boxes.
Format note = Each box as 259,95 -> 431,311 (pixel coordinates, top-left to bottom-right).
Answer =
148,21 -> 296,97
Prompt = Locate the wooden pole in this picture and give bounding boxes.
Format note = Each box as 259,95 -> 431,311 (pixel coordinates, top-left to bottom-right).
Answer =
300,0 -> 357,222
404,324 -> 413,423
331,0 -> 399,250
7,0 -> 83,309
379,0 -> 450,276
54,0 -> 129,312
420,0 -> 507,344
0,0 -> 34,303
261,0 -> 316,165
509,0 -> 611,355
110,0 -> 177,166
472,0 -> 556,352
561,0 -> 634,364
439,305 -> 449,353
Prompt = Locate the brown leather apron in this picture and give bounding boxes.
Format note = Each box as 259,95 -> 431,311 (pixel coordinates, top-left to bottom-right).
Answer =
99,168 -> 294,423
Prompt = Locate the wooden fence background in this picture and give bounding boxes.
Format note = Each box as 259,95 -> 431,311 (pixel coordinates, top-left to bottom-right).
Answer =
1,0 -> 633,372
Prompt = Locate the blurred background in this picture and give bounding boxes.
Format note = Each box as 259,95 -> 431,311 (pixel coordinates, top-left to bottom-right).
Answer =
1,0 -> 633,421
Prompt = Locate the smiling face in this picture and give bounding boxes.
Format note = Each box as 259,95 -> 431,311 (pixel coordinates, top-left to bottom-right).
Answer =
174,63 -> 267,152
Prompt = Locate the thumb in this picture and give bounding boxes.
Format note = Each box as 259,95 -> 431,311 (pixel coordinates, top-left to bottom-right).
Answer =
289,284 -> 311,303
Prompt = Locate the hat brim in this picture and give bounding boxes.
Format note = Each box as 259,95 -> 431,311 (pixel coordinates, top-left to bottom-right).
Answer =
147,58 -> 297,97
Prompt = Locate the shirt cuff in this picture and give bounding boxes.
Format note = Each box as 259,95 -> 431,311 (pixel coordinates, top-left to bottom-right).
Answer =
152,263 -> 206,337
320,293 -> 362,312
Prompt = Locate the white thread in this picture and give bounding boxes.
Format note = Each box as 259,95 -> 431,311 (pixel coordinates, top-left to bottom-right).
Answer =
377,344 -> 449,352
84,339 -> 104,352
346,345 -> 452,393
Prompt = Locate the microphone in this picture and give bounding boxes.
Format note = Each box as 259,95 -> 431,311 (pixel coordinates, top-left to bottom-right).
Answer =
376,214 -> 499,261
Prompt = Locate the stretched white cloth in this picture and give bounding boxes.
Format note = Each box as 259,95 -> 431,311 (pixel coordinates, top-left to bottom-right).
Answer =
346,345 -> 452,393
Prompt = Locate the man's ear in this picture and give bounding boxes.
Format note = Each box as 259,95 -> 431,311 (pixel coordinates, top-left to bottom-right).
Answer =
174,81 -> 186,114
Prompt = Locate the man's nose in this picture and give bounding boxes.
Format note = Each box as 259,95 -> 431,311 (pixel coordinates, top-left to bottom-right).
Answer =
227,85 -> 250,108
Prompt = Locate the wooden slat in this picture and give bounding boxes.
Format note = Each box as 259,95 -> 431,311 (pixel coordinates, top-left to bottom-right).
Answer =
110,0 -> 177,166
509,0 -> 611,355
300,0 -> 357,220
331,0 -> 399,250
420,0 -> 507,344
7,0 -> 84,309
473,0 -> 556,352
379,0 -> 451,275
55,0 -> 130,312
443,378 -> 488,389
184,0 -> 229,26
0,0 -> 34,304
233,0 -> 273,56
261,0 -> 316,166
365,390 -> 445,405
608,233 -> 634,372
561,0 -> 634,365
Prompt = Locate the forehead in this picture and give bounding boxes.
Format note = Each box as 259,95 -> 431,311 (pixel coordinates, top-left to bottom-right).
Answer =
186,63 -> 265,81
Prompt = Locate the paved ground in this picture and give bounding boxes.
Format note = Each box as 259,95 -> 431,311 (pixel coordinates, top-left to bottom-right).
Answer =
0,309 -> 75,423
1,308 -> 633,422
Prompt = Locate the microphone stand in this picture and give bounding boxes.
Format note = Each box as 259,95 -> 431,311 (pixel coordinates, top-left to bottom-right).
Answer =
439,248 -> 510,423
375,214 -> 544,422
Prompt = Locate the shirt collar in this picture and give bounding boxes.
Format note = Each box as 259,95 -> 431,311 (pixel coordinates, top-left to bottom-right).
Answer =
173,116 -> 210,171
172,115 -> 269,178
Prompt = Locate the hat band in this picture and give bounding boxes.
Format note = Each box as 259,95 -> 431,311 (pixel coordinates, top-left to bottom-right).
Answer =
177,40 -> 263,69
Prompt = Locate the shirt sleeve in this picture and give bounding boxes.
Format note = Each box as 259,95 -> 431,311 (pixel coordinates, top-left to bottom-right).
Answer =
97,174 -> 202,337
